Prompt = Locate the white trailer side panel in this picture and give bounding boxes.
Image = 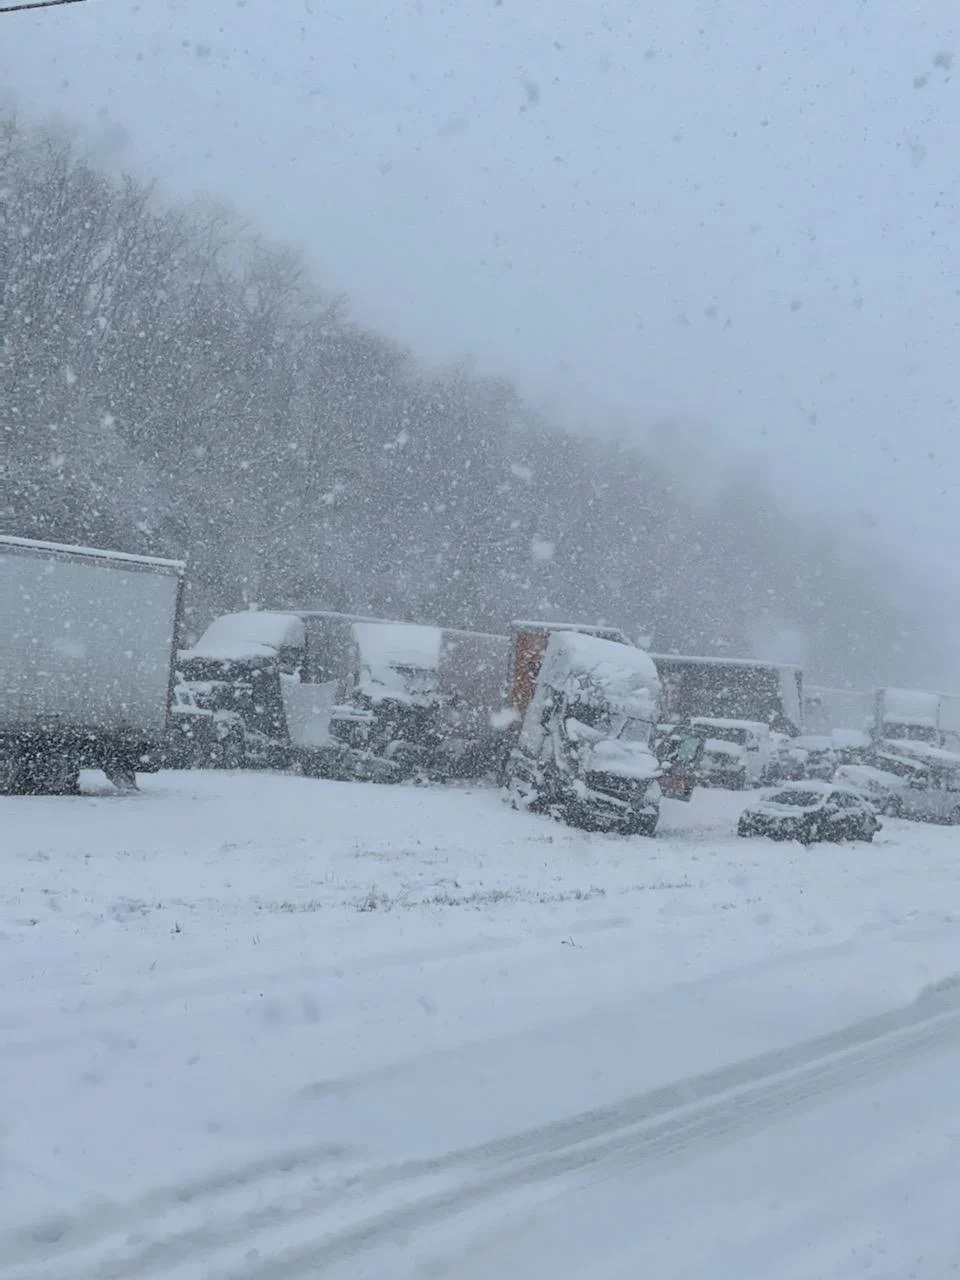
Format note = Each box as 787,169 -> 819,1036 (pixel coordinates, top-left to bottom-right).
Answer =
805,686 -> 872,735
0,541 -> 182,738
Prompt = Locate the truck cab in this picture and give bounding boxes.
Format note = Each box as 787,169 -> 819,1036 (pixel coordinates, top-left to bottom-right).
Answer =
690,717 -> 771,789
506,630 -> 664,836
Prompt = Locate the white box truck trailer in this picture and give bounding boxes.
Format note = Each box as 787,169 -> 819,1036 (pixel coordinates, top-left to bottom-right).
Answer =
0,535 -> 185,794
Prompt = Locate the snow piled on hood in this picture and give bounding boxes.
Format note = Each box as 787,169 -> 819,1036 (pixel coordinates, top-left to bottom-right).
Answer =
588,737 -> 660,780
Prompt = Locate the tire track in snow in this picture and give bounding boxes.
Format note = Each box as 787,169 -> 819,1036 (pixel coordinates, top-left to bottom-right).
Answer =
10,985 -> 960,1280
185,1000 -> 960,1280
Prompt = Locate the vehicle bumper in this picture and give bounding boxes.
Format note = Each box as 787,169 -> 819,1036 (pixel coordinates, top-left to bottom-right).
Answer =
738,816 -> 809,840
571,781 -> 659,832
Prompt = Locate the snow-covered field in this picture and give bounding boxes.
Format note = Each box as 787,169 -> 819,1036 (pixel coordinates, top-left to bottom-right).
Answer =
4,771 -> 960,1278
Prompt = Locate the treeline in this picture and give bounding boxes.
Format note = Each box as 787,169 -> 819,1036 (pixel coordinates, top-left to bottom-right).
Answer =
0,112 -> 938,686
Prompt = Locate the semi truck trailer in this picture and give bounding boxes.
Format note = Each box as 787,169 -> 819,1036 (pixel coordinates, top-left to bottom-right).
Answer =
0,535 -> 184,794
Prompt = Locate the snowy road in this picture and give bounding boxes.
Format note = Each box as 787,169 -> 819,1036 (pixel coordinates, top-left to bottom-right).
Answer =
3,772 -> 960,1277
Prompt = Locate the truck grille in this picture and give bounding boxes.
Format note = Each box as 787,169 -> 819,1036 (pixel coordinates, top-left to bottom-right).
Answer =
584,772 -> 642,804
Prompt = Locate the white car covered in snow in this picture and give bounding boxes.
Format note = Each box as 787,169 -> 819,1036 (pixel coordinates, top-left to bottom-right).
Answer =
738,782 -> 881,843
868,742 -> 960,825
833,763 -> 910,816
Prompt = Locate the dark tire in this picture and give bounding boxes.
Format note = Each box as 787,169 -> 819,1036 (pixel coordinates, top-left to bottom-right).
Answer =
217,729 -> 245,770
105,766 -> 139,793
22,755 -> 81,796
0,754 -> 28,795
561,801 -> 593,831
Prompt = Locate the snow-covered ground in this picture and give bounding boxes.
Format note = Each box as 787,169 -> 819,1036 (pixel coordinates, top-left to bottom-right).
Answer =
4,771 -> 960,1278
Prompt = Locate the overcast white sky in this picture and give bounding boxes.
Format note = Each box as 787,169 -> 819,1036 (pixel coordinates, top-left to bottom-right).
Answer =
3,1 -> 959,599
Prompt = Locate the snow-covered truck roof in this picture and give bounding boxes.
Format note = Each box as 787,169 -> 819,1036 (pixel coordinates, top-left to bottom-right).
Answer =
352,622 -> 443,672
511,619 -> 631,645
651,651 -> 801,673
185,611 -> 306,662
296,609 -> 401,625
0,534 -> 185,574
541,629 -> 660,716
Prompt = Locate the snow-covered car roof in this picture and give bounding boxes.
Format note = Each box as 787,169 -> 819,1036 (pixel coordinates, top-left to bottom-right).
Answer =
882,739 -> 960,768
186,610 -> 306,661
759,779 -> 865,799
835,764 -> 907,787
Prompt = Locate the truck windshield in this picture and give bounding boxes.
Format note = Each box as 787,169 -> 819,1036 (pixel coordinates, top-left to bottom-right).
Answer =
617,718 -> 652,744
700,725 -> 748,746
566,701 -> 609,732
394,665 -> 439,698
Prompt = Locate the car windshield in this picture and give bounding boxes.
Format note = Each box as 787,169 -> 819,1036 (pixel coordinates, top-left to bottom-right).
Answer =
874,755 -> 926,781
767,790 -> 822,807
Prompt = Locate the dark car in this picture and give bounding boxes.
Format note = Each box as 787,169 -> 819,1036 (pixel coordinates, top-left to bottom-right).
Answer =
737,781 -> 881,843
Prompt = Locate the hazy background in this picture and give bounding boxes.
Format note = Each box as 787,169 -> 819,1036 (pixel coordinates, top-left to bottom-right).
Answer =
2,0 -> 958,683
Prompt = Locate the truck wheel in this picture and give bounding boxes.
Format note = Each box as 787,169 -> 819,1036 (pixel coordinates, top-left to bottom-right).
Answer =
104,765 -> 139,793
23,756 -> 81,796
0,754 -> 28,795
217,729 -> 245,770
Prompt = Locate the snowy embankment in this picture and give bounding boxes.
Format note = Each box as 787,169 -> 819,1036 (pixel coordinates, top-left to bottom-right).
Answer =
4,772 -> 960,1278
